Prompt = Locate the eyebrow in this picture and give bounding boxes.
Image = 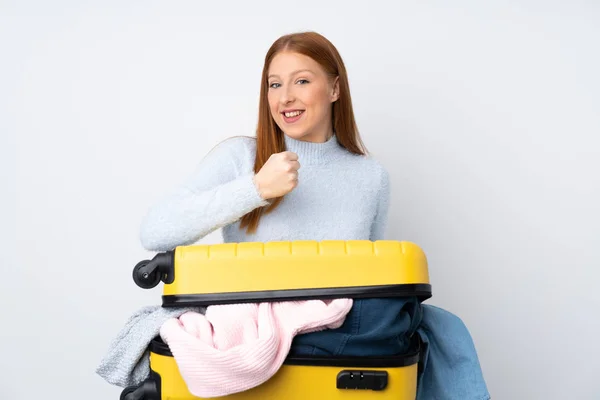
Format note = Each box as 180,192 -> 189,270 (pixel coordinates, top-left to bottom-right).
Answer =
268,69 -> 315,79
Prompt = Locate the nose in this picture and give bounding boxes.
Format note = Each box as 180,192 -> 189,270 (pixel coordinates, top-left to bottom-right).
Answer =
279,85 -> 295,105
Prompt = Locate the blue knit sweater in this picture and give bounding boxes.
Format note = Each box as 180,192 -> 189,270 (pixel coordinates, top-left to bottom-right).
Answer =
139,134 -> 390,250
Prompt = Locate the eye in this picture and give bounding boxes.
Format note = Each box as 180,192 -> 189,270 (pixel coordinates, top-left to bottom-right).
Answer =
297,79 -> 309,85
269,82 -> 281,89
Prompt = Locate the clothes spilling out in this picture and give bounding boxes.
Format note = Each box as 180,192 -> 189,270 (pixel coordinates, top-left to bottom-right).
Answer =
96,298 -> 490,400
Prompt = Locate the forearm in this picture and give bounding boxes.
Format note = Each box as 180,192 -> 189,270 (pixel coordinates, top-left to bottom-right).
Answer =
139,173 -> 268,251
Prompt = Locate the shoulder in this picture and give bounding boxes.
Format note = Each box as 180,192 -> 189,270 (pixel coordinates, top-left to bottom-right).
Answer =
344,152 -> 390,184
360,156 -> 391,205
203,135 -> 256,165
210,135 -> 256,155
336,152 -> 390,200
366,156 -> 389,179
365,156 -> 390,192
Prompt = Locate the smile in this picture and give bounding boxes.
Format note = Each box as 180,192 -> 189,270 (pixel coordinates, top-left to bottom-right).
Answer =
281,110 -> 305,124
282,110 -> 304,117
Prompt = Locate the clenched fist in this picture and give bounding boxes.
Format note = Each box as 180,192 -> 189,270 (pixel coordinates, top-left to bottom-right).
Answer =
253,151 -> 300,200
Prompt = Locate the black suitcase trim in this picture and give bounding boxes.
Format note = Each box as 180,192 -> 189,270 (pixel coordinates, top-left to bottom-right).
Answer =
162,284 -> 432,307
149,334 -> 421,368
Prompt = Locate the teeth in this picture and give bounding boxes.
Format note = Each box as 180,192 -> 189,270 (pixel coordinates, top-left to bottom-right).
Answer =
284,111 -> 303,118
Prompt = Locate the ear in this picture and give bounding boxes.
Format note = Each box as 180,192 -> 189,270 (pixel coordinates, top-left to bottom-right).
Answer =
331,76 -> 340,102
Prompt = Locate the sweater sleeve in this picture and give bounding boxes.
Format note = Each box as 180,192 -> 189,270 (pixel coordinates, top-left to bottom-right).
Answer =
139,137 -> 269,251
369,165 -> 391,241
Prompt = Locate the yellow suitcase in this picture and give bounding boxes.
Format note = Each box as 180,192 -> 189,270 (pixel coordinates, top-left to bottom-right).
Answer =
121,240 -> 431,400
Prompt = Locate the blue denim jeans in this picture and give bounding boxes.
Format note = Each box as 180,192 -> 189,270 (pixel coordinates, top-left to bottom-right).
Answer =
290,298 -> 490,400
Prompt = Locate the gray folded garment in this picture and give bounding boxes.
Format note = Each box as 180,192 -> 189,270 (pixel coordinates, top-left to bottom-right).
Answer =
96,305 -> 204,387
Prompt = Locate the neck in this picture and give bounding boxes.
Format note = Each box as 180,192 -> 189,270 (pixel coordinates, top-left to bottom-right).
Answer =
287,119 -> 334,143
283,133 -> 343,164
302,128 -> 334,143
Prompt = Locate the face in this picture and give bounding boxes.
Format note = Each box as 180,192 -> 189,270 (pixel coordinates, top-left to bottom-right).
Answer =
267,51 -> 339,143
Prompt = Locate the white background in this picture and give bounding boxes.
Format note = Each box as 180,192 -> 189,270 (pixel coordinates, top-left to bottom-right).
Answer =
3,1 -> 599,399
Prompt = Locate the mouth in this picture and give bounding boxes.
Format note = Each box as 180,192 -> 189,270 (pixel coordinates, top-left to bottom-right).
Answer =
281,109 -> 305,124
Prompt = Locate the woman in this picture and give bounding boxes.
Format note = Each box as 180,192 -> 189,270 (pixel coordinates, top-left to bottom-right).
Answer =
140,31 -> 489,400
140,32 -> 385,249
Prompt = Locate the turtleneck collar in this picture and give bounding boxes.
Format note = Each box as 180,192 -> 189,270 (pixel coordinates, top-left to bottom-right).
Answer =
283,134 -> 345,164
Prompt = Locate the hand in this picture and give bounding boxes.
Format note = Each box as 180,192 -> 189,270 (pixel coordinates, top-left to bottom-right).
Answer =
253,151 -> 300,200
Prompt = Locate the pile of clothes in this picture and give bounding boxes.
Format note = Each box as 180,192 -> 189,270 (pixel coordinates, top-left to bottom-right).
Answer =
96,297 -> 490,399
96,299 -> 353,397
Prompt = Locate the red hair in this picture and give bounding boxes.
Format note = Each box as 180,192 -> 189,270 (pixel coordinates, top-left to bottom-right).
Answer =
240,31 -> 367,233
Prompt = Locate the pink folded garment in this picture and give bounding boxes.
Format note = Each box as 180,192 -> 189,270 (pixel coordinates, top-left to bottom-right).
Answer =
159,298 -> 353,398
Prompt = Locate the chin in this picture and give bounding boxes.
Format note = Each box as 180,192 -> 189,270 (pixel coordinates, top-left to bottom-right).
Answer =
275,121 -> 305,138
282,129 -> 308,140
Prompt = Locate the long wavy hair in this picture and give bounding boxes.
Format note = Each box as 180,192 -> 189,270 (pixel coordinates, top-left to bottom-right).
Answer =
239,31 -> 367,233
